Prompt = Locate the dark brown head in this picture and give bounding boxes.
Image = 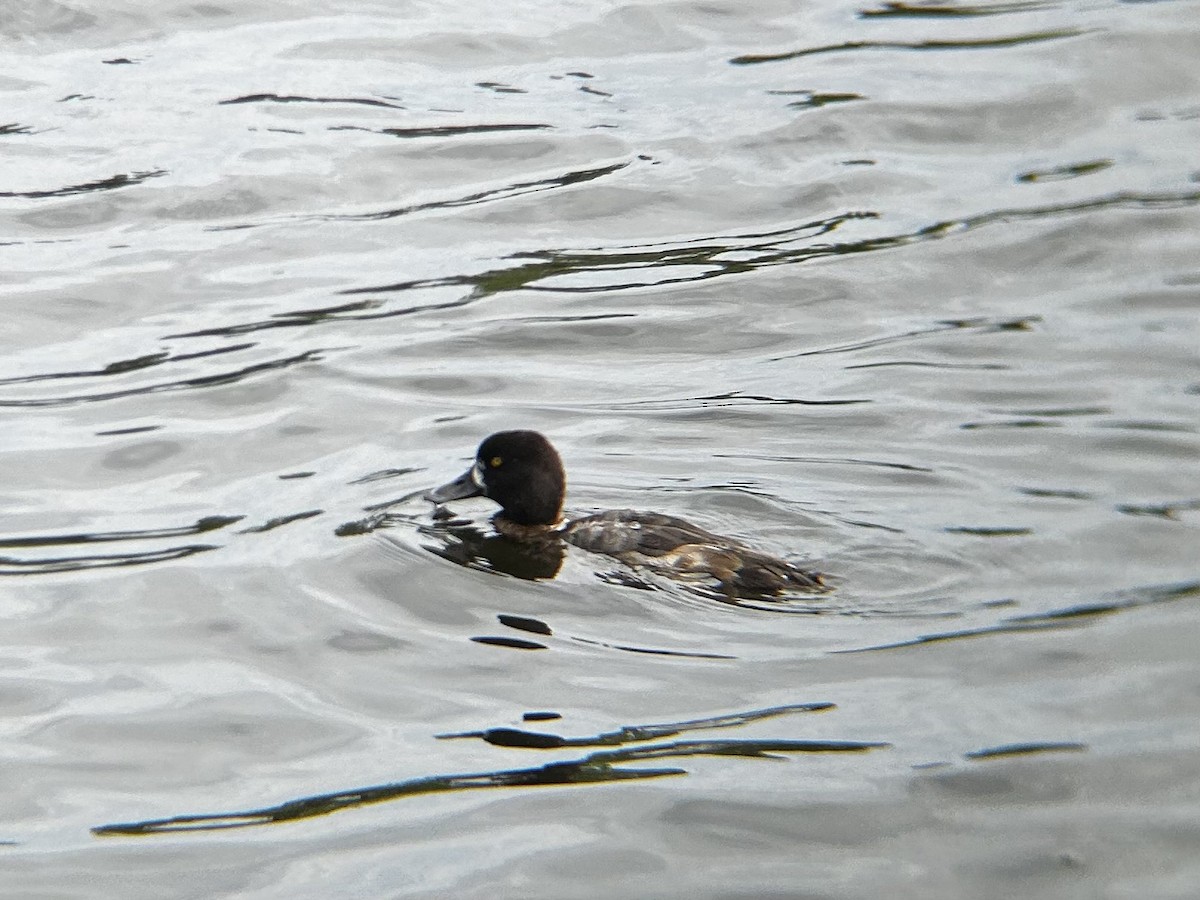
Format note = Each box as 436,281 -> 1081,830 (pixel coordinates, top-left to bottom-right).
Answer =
425,430 -> 566,526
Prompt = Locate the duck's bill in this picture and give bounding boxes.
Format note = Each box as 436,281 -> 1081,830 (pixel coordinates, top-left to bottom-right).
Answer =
424,464 -> 484,504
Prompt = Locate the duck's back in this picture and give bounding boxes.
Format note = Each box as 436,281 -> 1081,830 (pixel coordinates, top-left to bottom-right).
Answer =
562,509 -> 823,594
563,509 -> 726,556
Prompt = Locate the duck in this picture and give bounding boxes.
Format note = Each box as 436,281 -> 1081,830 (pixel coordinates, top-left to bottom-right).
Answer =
424,430 -> 825,596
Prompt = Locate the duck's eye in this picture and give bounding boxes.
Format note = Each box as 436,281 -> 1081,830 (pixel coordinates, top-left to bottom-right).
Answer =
489,456 -> 503,468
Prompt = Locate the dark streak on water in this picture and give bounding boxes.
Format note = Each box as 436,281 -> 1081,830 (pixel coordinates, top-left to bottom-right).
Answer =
729,28 -> 1087,65
841,580 -> 1200,653
858,2 -> 1052,18
220,93 -> 408,110
0,350 -> 325,408
0,168 -> 168,199
965,742 -> 1088,760
93,704 -> 881,836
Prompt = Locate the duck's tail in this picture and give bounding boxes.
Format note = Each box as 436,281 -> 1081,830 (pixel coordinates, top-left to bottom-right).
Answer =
786,564 -> 826,592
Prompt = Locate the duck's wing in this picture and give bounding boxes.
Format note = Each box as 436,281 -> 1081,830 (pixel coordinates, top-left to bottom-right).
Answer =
731,548 -> 825,592
565,509 -> 825,594
563,509 -> 731,557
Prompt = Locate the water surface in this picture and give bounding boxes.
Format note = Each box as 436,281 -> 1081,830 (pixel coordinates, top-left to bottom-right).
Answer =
2,0 -> 1199,896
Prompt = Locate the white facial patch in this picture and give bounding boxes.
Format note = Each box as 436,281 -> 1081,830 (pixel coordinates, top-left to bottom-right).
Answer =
471,461 -> 486,490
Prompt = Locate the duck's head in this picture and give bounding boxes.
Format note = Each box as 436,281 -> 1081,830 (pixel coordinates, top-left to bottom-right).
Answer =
425,430 -> 565,526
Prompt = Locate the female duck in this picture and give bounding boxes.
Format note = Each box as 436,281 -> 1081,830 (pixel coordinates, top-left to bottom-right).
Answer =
426,430 -> 825,596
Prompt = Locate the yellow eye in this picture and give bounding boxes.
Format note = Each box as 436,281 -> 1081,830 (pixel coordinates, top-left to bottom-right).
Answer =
490,456 -> 503,468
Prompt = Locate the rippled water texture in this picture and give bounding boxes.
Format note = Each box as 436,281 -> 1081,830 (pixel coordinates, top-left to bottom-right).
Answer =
3,0 -> 1199,896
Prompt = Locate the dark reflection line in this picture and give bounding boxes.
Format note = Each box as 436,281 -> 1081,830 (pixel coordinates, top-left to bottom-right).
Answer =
572,640 -> 734,659
774,316 -> 1039,361
219,93 -> 406,109
0,169 -> 168,199
165,300 -> 385,338
173,186 -> 1198,346
190,213 -> 865,337
584,391 -> 866,410
845,360 -> 1008,370
555,628 -> 736,659
711,453 -> 933,473
471,636 -> 547,650
836,618 -> 1072,651
642,482 -> 775,502
166,304 -> 638,342
507,213 -> 868,295
325,158 -> 623,223
0,343 -> 255,387
1017,487 -> 1094,501
337,122 -> 553,139
348,467 -> 423,486
497,614 -> 552,635
509,312 -> 637,325
859,1 -> 1052,18
554,215 -> 878,254
253,300 -> 378,319
0,544 -> 217,575
92,737 -> 888,836
357,489 -> 429,515
730,28 -> 1085,65
207,160 -> 629,231
96,425 -> 161,436
1115,499 -> 1200,520
437,702 -> 835,749
965,741 -> 1087,760
1008,579 -> 1200,622
489,612 -> 739,657
1,123 -> 35,135
911,187 -> 1200,231
493,189 -> 1199,299
944,526 -> 1032,537
960,418 -> 1053,430
1,237 -> 77,249
171,294 -> 470,339
1017,158 -> 1112,183
841,578 -> 1200,652
1095,418 -> 1195,434
477,82 -> 527,94
237,510 -> 324,534
830,515 -> 905,534
0,515 -> 242,549
782,92 -> 864,110
1003,405 -> 1108,417
0,350 -> 323,409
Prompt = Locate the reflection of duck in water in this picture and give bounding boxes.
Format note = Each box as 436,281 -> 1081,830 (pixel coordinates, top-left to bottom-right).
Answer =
420,512 -> 567,582
426,430 -> 825,597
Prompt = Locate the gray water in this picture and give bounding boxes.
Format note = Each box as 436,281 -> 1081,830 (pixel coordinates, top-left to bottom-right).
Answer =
3,0 -> 1199,897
